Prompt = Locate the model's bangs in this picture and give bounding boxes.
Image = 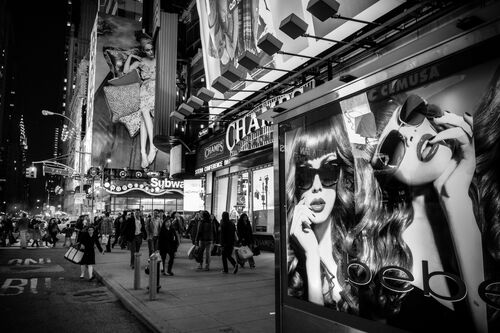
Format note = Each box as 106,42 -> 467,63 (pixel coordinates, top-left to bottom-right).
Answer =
294,130 -> 338,164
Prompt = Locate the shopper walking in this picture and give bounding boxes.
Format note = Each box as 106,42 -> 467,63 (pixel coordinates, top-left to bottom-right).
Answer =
123,209 -> 146,269
77,225 -> 104,281
158,216 -> 180,275
195,210 -> 218,271
62,223 -> 74,247
146,210 -> 161,255
220,211 -> 238,274
48,218 -> 59,248
237,213 -> 256,269
186,212 -> 200,245
100,211 -> 113,252
17,213 -> 30,249
112,211 -> 124,248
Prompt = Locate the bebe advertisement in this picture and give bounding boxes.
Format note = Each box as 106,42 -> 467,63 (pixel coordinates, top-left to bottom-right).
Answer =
196,0 -> 400,112
90,14 -> 169,172
283,56 -> 500,332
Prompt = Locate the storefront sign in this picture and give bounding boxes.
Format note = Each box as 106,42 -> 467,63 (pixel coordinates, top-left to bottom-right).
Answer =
195,134 -> 231,175
204,139 -> 225,160
232,125 -> 273,156
226,113 -> 271,151
195,158 -> 230,175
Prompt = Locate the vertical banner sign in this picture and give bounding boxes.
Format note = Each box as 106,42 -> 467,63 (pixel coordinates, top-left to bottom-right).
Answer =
89,14 -> 169,172
183,179 -> 205,211
282,55 -> 500,332
196,0 -> 402,113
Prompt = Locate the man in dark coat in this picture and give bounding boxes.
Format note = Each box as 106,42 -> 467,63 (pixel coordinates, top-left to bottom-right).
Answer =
158,217 -> 180,276
112,211 -> 125,249
122,210 -> 146,269
220,211 -> 238,274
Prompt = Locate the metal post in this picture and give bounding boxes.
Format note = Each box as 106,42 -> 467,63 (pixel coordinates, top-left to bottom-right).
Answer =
134,252 -> 141,290
149,252 -> 159,300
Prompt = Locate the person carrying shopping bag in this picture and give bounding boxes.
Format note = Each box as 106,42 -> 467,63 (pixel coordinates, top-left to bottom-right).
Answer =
77,225 -> 104,281
236,213 -> 255,269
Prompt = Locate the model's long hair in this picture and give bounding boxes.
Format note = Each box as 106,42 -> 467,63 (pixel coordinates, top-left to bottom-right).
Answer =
474,64 -> 500,261
354,96 -> 415,319
286,113 -> 356,312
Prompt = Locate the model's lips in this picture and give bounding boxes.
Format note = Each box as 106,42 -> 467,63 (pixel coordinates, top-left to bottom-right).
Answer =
310,198 -> 326,213
417,133 -> 439,162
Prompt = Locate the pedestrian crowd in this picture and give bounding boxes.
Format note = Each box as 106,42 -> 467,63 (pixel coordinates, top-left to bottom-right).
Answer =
2,209 -> 262,282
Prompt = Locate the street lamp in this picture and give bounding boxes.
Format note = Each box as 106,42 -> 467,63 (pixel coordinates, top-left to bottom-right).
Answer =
41,109 -> 85,216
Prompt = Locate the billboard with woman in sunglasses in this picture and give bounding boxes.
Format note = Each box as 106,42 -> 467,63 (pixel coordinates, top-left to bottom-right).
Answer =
339,57 -> 500,332
285,108 -> 357,312
282,55 -> 500,332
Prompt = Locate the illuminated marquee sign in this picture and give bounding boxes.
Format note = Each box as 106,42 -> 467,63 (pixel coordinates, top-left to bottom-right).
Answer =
103,178 -> 183,195
150,178 -> 184,189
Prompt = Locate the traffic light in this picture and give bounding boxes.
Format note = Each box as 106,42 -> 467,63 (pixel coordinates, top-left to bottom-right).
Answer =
25,166 -> 37,178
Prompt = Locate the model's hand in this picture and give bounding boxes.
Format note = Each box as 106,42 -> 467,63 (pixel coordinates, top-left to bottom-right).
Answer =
290,200 -> 319,257
431,112 -> 475,196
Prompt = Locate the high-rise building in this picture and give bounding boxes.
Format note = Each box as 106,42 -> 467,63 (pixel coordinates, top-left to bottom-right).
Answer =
0,0 -> 30,212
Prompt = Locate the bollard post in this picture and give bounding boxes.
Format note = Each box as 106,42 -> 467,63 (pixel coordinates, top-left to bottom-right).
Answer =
149,252 -> 158,300
134,252 -> 141,290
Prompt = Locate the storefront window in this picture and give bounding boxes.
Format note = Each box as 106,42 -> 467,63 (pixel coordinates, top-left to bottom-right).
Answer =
214,176 -> 228,219
152,198 -> 164,211
165,199 -> 177,213
252,166 -> 273,233
228,172 -> 249,219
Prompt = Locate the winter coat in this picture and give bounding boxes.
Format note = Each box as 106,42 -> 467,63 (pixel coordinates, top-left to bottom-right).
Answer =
220,219 -> 236,247
195,218 -> 218,242
78,229 -> 103,265
237,219 -> 254,246
158,222 -> 179,255
122,216 -> 146,242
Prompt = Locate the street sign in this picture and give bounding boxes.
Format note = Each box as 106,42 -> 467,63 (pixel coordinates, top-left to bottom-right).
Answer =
74,193 -> 85,205
43,165 -> 73,177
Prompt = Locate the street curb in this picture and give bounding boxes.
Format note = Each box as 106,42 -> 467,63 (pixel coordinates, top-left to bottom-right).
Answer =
95,269 -> 178,333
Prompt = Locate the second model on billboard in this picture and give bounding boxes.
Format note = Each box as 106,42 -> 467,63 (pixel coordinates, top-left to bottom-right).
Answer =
282,56 -> 500,333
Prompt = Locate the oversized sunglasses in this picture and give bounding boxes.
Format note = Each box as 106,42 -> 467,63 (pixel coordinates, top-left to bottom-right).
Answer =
372,95 -> 429,172
296,160 -> 340,190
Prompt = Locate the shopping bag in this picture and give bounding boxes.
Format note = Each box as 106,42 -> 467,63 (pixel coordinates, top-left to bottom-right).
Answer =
193,246 -> 203,263
101,234 -> 109,245
64,245 -> 84,264
211,244 -> 222,256
187,244 -> 197,260
237,245 -> 253,260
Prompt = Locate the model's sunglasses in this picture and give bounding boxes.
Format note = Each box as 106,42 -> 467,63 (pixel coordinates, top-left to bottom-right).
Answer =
296,161 -> 340,190
373,95 -> 428,171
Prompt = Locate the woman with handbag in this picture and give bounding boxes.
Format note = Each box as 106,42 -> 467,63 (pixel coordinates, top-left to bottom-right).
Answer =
220,212 -> 238,274
77,226 -> 104,281
236,213 -> 255,269
158,217 -> 179,276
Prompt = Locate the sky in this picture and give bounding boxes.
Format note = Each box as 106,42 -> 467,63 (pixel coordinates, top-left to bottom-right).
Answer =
11,1 -> 68,202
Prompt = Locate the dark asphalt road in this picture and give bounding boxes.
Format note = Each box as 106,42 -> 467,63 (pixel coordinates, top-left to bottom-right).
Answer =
0,247 -> 151,333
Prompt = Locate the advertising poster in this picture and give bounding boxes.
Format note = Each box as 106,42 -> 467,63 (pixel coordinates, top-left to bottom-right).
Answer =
283,55 -> 500,332
183,179 -> 205,212
90,14 -> 169,171
196,0 -> 401,112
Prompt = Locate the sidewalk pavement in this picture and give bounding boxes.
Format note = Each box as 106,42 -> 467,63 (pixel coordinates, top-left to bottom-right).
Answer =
94,239 -> 276,333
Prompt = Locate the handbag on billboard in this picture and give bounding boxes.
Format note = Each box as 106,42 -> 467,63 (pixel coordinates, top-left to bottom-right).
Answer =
64,245 -> 84,264
237,245 -> 253,260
